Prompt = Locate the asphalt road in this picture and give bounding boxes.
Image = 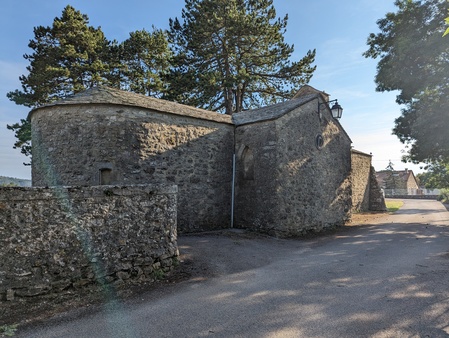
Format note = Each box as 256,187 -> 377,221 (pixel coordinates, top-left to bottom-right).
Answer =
18,199 -> 449,338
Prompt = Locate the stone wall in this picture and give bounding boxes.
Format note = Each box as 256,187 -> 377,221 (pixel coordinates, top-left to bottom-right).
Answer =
31,98 -> 234,233
234,97 -> 352,237
368,166 -> 387,211
28,87 -> 361,238
234,120 -> 279,233
351,150 -> 387,212
351,150 -> 371,212
0,185 -> 178,301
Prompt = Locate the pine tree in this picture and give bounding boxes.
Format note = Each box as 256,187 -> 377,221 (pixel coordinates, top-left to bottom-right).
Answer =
166,0 -> 316,115
8,5 -> 111,107
121,28 -> 172,98
7,5 -> 112,160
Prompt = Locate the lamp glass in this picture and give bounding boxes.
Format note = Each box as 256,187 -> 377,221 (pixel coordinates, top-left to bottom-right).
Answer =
331,103 -> 343,119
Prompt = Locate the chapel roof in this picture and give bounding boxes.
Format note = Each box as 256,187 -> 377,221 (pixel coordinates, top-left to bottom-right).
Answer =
29,86 -> 233,124
29,85 -> 350,141
232,91 -> 352,143
232,94 -> 317,125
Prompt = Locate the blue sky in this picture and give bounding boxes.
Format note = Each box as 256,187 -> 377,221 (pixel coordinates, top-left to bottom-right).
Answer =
0,0 -> 421,180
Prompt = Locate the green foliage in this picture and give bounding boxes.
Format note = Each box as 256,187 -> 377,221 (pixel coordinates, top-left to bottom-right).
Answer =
121,28 -> 172,97
0,182 -> 18,187
417,161 -> 449,189
364,0 -> 449,164
7,6 -> 171,161
8,1 -> 314,161
6,119 -> 31,161
7,5 -> 113,160
0,324 -> 18,337
166,0 -> 316,114
8,5 -> 112,108
437,188 -> 449,203
0,176 -> 31,187
152,269 -> 165,280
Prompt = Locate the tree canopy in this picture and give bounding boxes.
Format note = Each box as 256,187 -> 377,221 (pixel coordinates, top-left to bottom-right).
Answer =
166,0 -> 316,114
8,5 -> 112,109
120,28 -> 172,97
8,1 -> 315,162
7,5 -> 171,160
364,0 -> 449,164
7,5 -> 112,160
416,160 -> 449,188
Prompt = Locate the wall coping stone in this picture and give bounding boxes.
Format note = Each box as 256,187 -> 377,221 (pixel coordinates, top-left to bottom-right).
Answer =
0,184 -> 177,202
351,149 -> 372,158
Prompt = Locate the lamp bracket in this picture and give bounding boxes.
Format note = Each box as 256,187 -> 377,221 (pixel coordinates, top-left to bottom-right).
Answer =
318,99 -> 339,112
317,99 -> 343,120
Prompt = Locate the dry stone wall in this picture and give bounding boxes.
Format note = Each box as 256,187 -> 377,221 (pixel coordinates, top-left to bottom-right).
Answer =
351,150 -> 372,212
0,184 -> 178,301
351,150 -> 387,212
369,167 -> 387,211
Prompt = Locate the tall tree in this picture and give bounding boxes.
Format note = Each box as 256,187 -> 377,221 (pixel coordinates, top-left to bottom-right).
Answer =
167,0 -> 316,115
7,5 -> 112,160
416,160 -> 449,188
7,6 -> 173,162
364,0 -> 449,164
121,28 -> 172,98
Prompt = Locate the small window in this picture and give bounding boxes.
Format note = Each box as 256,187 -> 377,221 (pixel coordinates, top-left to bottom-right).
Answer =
99,168 -> 112,185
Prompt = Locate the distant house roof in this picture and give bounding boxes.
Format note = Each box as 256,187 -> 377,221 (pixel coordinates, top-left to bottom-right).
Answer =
376,169 -> 418,189
29,86 -> 233,125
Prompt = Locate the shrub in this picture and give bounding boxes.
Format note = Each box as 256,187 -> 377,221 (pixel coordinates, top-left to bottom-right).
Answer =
437,188 -> 449,203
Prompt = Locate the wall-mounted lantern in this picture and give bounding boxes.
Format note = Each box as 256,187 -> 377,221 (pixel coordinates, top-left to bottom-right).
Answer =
318,99 -> 343,119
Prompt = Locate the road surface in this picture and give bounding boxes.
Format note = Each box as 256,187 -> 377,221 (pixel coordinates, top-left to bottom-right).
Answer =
18,199 -> 449,337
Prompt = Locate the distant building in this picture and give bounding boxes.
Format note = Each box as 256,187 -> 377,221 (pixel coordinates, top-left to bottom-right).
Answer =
376,169 -> 419,196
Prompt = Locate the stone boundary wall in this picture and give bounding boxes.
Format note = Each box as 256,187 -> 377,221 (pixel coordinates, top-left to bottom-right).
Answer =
0,184 -> 178,301
369,166 -> 387,211
351,150 -> 386,212
351,150 -> 371,212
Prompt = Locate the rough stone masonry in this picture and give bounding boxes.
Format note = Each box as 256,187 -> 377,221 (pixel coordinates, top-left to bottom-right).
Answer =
0,184 -> 178,301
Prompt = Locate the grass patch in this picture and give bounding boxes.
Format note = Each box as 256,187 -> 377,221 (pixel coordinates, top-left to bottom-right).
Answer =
386,200 -> 404,212
152,269 -> 165,280
0,324 -> 18,337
